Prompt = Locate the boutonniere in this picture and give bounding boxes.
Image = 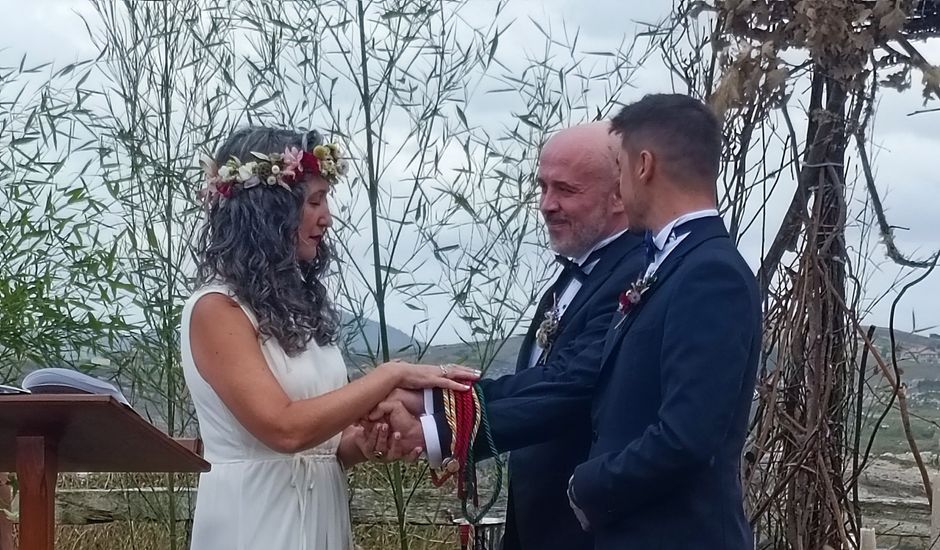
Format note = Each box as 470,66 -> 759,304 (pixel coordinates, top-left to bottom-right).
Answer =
615,273 -> 656,328
535,294 -> 561,355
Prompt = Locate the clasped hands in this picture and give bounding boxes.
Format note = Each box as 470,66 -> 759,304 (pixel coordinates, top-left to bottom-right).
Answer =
342,361 -> 475,466
345,388 -> 425,464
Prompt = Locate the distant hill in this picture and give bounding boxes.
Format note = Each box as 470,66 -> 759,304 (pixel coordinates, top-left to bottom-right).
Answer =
408,325 -> 940,381
340,313 -> 417,355
872,326 -> 940,350
418,336 -> 524,379
343,330 -> 523,379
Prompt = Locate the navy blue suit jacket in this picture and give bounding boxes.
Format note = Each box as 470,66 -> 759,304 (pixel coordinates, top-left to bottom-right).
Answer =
570,216 -> 761,550
431,230 -> 646,550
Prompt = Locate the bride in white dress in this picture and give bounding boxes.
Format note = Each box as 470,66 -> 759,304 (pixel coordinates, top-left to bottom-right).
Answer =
181,127 -> 478,550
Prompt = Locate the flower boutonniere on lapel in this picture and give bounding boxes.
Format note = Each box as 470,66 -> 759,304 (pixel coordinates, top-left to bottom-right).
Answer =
615,273 -> 657,328
535,295 -> 560,361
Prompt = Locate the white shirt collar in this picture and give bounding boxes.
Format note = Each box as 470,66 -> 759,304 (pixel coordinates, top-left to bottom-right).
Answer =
652,209 -> 719,250
573,228 -> 629,266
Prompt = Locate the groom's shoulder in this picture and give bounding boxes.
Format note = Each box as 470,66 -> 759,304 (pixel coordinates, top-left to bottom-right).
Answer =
663,236 -> 758,310
674,240 -> 760,318
685,233 -> 753,276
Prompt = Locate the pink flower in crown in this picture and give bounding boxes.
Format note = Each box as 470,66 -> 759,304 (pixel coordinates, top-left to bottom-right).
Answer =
196,184 -> 214,203
281,146 -> 304,181
200,154 -> 219,180
198,154 -> 222,203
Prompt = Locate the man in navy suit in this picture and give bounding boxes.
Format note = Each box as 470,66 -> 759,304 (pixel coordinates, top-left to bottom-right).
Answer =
565,94 -> 761,549
376,122 -> 646,550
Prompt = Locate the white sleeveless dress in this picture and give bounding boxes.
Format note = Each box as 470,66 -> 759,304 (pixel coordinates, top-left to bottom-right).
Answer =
181,284 -> 354,550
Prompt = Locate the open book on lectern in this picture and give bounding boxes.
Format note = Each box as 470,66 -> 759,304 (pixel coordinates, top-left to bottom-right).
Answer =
0,367 -> 130,406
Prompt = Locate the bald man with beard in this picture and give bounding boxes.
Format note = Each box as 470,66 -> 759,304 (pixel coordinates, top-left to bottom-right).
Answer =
379,122 -> 648,550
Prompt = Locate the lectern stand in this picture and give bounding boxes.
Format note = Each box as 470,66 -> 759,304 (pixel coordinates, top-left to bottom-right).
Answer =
0,395 -> 210,550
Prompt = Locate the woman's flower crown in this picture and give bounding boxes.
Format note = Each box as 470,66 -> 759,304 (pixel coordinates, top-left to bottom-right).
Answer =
198,143 -> 348,204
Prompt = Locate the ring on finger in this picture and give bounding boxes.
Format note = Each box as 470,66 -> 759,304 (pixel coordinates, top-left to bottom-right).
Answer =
373,450 -> 384,460
439,364 -> 448,375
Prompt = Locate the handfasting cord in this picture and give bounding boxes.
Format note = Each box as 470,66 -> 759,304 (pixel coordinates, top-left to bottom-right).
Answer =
431,388 -> 460,487
454,388 -> 474,498
467,388 -> 483,506
428,384 -> 504,525
461,382 -> 503,524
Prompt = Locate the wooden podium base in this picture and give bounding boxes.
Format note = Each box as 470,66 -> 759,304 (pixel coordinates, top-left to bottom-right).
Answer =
0,396 -> 209,550
16,436 -> 57,550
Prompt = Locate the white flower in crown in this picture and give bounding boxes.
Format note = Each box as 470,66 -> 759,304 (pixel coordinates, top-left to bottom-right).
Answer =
218,165 -> 234,181
336,159 -> 350,176
238,162 -> 256,182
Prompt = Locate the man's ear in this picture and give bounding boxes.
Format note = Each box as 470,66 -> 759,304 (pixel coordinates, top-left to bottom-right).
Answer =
636,149 -> 656,186
609,181 -> 625,214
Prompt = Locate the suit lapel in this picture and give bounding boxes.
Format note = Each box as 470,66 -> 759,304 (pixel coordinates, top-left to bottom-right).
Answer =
515,333 -> 536,373
516,232 -> 643,373
553,232 -> 643,336
600,217 -> 730,365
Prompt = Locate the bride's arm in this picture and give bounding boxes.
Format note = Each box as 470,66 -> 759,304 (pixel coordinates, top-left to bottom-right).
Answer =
189,293 -> 477,454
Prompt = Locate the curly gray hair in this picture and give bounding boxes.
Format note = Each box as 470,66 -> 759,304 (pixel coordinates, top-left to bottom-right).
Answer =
195,126 -> 340,355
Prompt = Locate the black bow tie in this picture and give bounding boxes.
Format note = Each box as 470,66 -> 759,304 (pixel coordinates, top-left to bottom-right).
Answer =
554,255 -> 586,282
553,235 -> 624,285
554,241 -> 613,283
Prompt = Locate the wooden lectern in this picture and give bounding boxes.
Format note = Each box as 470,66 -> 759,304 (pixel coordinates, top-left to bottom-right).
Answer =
0,395 -> 210,550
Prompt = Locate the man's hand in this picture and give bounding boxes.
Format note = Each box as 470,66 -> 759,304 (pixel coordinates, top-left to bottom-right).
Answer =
369,388 -> 423,420
370,399 -> 425,454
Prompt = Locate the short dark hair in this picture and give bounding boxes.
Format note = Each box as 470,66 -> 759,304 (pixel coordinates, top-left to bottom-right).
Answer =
610,93 -> 721,186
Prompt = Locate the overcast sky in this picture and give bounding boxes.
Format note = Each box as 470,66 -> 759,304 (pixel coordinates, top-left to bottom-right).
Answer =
6,0 -> 940,343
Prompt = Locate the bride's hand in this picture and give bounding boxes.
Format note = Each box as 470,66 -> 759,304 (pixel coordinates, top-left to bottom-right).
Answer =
379,361 -> 480,391
339,421 -> 422,467
338,422 -> 383,467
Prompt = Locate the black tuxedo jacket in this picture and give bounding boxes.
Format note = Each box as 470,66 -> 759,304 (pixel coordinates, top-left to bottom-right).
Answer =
431,230 -> 646,550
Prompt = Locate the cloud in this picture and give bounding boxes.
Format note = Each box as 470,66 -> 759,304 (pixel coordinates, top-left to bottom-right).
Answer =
2,1 -> 97,64
2,0 -> 939,341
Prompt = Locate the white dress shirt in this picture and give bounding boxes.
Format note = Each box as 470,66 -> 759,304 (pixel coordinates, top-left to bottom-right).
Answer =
643,209 -> 719,279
